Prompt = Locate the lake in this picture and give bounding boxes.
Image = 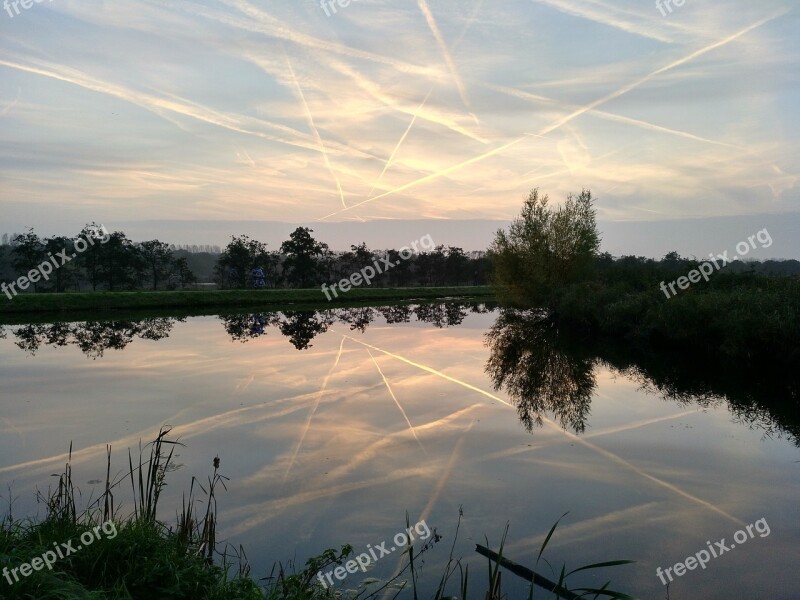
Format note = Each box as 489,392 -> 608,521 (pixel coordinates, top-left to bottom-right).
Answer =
0,302 -> 797,599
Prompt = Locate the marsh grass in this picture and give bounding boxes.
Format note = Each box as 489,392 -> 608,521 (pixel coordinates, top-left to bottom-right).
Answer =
0,427 -> 261,600
271,509 -> 635,600
1,431 -> 635,600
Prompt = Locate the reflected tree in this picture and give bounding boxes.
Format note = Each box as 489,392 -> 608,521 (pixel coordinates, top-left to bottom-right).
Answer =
276,311 -> 335,350
378,305 -> 413,324
220,313 -> 279,342
486,309 -> 596,433
11,318 -> 181,358
336,307 -> 376,332
608,354 -> 800,446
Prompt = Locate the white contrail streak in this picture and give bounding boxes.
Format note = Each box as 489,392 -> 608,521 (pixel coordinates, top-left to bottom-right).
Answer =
417,0 -> 478,124
284,54 -> 346,209
316,14 -> 777,219
366,89 -> 433,199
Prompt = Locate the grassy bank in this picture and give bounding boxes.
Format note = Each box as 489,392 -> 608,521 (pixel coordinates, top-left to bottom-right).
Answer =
0,286 -> 495,319
1,429 -> 634,600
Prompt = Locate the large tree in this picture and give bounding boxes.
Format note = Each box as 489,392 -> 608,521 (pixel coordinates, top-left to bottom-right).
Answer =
98,231 -> 140,291
11,229 -> 44,292
280,227 -> 327,288
215,235 -> 269,289
75,222 -> 107,291
172,257 -> 197,289
490,188 -> 600,306
43,236 -> 76,292
139,240 -> 173,290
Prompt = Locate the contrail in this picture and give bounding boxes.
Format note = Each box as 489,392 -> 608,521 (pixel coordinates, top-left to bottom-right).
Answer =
419,419 -> 475,522
316,14 -> 778,219
366,89 -> 433,199
284,53 -> 347,209
530,0 -> 675,43
481,81 -> 743,149
322,55 -> 485,143
214,0 -> 442,78
538,12 -> 783,137
0,87 -> 21,117
318,134 -> 534,220
0,58 -> 321,154
417,0 -> 478,124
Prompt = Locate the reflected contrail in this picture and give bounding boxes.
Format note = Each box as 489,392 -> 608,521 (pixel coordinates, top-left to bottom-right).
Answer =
319,404 -> 481,484
0,389 -> 324,477
336,332 -> 514,408
230,466 -> 432,533
283,338 -> 347,483
367,349 -> 427,454
420,419 -> 475,523
382,419 -> 476,599
340,333 -> 744,526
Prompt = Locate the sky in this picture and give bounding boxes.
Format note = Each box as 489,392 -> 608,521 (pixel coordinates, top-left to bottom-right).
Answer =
1,0 -> 798,237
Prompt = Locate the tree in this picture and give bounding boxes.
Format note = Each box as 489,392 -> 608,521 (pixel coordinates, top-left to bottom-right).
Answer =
172,257 -> 197,289
215,235 -> 269,289
11,229 -> 44,292
43,236 -> 76,292
98,231 -> 139,291
445,246 -> 469,285
417,245 -> 447,286
139,240 -> 173,290
490,188 -> 600,306
280,227 -> 328,288
75,222 -> 106,291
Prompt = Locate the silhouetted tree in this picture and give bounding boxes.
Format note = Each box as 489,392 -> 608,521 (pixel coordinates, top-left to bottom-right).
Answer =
280,227 -> 327,288
139,240 -> 173,290
11,228 -> 44,292
215,235 -> 269,289
490,188 -> 600,305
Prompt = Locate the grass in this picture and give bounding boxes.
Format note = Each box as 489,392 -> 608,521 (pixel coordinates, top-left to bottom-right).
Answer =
0,429 -> 262,599
1,429 -> 635,600
0,286 -> 495,320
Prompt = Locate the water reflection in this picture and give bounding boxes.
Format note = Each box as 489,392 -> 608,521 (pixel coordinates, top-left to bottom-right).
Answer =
6,303 -> 798,446
609,347 -> 800,446
8,302 -> 493,358
486,308 -> 800,446
485,309 -> 595,433
9,318 -> 182,359
218,302 -> 490,348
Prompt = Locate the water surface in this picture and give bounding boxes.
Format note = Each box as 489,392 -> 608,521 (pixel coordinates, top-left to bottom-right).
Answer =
0,303 -> 797,599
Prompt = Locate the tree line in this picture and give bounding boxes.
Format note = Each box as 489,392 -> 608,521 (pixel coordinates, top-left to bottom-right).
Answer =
0,225 -> 492,293
213,227 -> 491,289
0,226 -> 197,292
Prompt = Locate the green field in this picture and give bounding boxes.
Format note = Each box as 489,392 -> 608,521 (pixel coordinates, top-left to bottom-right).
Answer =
0,286 -> 495,323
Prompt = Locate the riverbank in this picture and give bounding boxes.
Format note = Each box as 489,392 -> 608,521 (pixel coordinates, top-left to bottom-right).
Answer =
0,286 -> 495,322
1,428 -> 633,600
